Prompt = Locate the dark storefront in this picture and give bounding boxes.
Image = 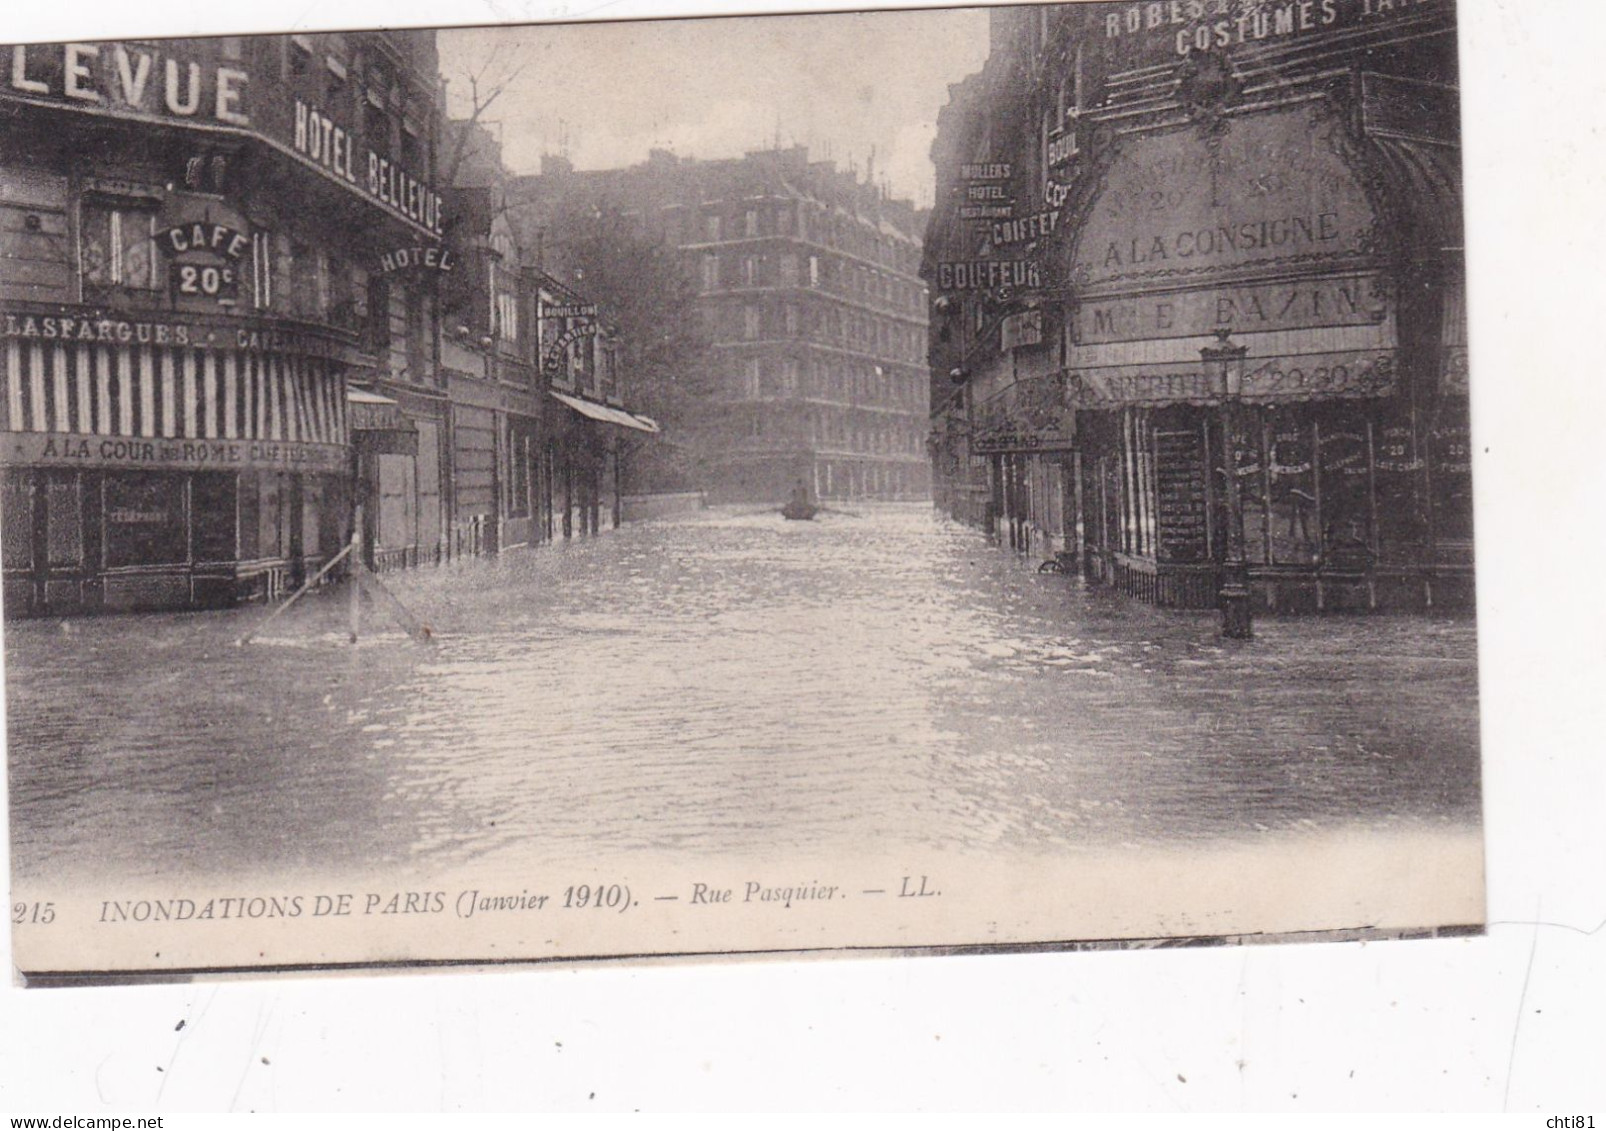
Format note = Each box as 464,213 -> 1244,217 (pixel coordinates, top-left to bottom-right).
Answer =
0,316 -> 352,613
1,32 -> 445,614
924,2 -> 1469,615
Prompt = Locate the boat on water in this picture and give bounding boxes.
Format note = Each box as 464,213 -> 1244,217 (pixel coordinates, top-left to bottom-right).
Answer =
781,481 -> 820,521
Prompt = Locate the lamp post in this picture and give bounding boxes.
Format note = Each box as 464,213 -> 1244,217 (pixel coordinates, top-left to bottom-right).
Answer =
1203,329 -> 1252,640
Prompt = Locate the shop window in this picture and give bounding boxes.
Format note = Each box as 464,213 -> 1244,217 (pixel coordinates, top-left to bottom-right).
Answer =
237,472 -> 261,560
257,472 -> 289,560
1266,407 -> 1318,566
1317,408 -> 1374,568
365,275 -> 391,355
191,472 -> 238,562
1429,405 -> 1474,549
1373,413 -> 1427,563
81,202 -> 159,292
1228,406 -> 1269,566
103,473 -> 187,569
301,475 -> 323,558
45,473 -> 82,567
508,433 -> 531,519
2,471 -> 32,570
411,287 -> 435,383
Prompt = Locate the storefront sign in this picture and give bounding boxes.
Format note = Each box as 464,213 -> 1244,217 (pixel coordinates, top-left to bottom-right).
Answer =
991,210 -> 1060,247
1095,0 -> 1442,64
1046,131 -> 1079,169
542,304 -> 598,320
6,43 -> 250,124
1074,109 -> 1376,288
1155,429 -> 1209,563
972,375 -> 1073,453
541,325 -> 595,375
349,401 -> 410,432
1000,308 -> 1044,352
1,43 -> 444,236
378,246 -> 455,274
161,223 -> 248,260
168,261 -> 239,303
2,309 -> 361,362
1075,273 -> 1388,343
964,184 -> 1012,205
1,432 -> 347,473
959,204 -> 1015,222
293,99 -> 443,234
937,260 -> 1042,291
1071,349 -> 1397,406
961,163 -> 1012,180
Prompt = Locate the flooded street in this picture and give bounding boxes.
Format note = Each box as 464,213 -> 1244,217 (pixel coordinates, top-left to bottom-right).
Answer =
6,506 -> 1480,887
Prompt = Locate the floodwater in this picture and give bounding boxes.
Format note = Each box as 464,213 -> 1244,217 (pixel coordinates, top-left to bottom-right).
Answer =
5,506 -> 1480,885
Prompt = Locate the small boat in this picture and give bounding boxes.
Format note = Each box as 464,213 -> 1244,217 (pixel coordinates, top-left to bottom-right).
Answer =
780,500 -> 818,521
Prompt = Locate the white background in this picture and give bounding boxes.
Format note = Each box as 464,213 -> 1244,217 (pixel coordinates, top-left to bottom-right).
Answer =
2,0 -> 1604,1114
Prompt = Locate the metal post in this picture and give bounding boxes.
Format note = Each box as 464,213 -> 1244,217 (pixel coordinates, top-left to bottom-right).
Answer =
1204,332 -> 1252,640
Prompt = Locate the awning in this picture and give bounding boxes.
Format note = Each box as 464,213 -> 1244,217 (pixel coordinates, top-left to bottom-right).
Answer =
347,387 -> 416,452
550,390 -> 661,434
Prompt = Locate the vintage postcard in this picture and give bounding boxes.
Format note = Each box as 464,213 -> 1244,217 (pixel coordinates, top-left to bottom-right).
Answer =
3,0 -> 1481,981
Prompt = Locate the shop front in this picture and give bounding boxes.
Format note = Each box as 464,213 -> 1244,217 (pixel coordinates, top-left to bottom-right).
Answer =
1061,97 -> 1468,612
973,370 -> 1076,562
547,391 -> 658,539
1,310 -> 352,614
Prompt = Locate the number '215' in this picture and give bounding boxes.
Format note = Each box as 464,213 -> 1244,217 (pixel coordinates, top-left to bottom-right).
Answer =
12,901 -> 55,924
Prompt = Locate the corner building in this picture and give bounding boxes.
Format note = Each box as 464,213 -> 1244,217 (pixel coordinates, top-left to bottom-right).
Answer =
512,148 -> 930,504
924,0 -> 1470,612
0,32 -> 444,614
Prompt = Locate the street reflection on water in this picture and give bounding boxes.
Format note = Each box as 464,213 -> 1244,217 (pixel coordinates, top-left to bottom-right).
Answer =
5,505 -> 1480,883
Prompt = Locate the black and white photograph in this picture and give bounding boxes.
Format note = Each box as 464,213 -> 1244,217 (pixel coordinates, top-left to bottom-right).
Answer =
4,0 -> 1606,1116
0,0 -> 1488,980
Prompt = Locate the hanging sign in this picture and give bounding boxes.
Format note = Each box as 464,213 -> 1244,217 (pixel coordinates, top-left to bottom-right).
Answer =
937,260 -> 1041,291
378,246 -> 455,274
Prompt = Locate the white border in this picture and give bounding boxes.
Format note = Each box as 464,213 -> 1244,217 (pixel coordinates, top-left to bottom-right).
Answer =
3,0 -> 1604,1113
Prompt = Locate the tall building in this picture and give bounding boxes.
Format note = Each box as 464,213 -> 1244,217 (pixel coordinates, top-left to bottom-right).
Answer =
1,31 -> 445,613
924,1 -> 1469,614
510,146 -> 931,503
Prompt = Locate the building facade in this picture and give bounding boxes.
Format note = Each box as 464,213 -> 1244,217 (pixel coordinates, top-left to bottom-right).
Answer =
441,119 -> 656,559
511,147 -> 931,504
924,0 -> 1470,613
1,31 -> 445,614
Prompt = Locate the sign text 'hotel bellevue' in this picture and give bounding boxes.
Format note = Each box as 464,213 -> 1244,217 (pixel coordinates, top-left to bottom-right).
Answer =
5,43 -> 443,235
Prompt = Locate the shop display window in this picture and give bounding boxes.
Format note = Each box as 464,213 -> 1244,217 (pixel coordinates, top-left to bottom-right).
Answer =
191,473 -> 238,563
2,471 -> 33,570
103,474 -> 186,569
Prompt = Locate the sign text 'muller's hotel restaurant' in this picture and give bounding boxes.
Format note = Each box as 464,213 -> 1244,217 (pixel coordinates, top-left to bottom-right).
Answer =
0,35 -> 443,614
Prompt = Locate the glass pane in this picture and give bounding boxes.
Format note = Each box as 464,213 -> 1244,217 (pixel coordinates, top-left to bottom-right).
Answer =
1317,409 -> 1374,568
191,472 -> 238,562
45,473 -> 82,567
104,473 -> 187,567
121,214 -> 156,290
1267,407 -> 1318,566
3,471 -> 33,569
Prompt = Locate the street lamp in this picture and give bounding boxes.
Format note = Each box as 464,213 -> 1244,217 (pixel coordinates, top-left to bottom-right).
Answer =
1202,329 -> 1252,640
